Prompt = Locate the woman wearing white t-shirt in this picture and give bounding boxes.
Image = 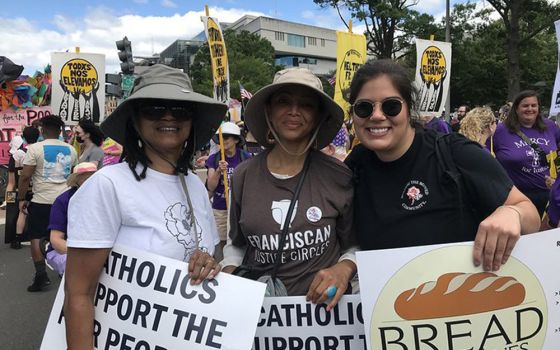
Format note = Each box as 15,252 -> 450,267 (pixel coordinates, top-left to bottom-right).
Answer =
63,65 -> 228,349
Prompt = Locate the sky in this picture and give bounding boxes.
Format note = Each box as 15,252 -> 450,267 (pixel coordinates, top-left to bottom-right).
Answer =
2,0 -> 479,75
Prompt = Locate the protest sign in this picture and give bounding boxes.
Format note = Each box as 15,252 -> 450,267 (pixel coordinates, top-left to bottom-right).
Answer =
41,244 -> 266,350
51,52 -> 105,125
414,38 -> 452,117
549,20 -> 560,117
0,106 -> 52,164
253,295 -> 365,350
334,30 -> 366,122
357,229 -> 560,350
202,16 -> 230,105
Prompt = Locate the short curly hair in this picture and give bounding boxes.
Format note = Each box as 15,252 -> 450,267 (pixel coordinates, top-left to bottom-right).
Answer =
459,107 -> 495,145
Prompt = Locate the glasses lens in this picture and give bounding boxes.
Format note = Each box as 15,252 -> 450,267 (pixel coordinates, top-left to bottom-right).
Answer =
168,106 -> 192,120
139,105 -> 192,120
381,99 -> 403,117
139,106 -> 166,120
353,101 -> 374,118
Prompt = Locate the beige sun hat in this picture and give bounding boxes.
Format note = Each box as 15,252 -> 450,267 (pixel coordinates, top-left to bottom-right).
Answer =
243,67 -> 344,150
67,162 -> 98,187
101,64 -> 227,150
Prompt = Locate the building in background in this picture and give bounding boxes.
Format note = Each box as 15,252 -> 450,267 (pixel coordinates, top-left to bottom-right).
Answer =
160,15 -> 337,76
158,40 -> 203,76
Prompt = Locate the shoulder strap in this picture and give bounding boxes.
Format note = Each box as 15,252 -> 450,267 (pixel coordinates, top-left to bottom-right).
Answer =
434,134 -> 465,229
271,152 -> 312,279
516,130 -> 545,154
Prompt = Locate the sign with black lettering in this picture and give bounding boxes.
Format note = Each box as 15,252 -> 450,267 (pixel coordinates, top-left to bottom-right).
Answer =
357,229 -> 560,350
51,52 -> 105,125
253,295 -> 365,349
414,38 -> 452,117
40,244 -> 266,350
0,106 -> 52,164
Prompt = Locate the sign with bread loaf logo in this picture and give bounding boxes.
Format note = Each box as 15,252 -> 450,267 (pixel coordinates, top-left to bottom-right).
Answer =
356,230 -> 560,350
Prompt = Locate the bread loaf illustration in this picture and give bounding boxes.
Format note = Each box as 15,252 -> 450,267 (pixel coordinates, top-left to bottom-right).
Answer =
394,272 -> 526,320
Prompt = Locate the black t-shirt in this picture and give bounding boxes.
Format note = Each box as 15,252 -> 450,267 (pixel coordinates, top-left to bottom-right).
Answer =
345,129 -> 513,250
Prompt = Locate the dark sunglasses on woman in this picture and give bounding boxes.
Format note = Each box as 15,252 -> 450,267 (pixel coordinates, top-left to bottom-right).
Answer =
351,98 -> 404,118
138,102 -> 193,121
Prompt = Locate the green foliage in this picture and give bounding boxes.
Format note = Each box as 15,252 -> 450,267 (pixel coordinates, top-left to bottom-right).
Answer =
190,29 -> 277,99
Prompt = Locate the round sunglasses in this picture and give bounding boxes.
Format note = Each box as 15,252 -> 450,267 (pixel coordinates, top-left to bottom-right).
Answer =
138,103 -> 193,121
351,98 -> 404,118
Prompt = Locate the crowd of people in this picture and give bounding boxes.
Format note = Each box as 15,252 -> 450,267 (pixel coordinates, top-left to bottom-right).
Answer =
4,60 -> 558,347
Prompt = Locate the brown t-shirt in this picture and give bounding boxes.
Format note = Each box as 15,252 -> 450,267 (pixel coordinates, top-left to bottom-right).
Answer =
229,149 -> 356,295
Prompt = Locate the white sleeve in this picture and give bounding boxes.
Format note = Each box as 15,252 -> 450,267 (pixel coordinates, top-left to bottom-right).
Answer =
23,145 -> 37,166
67,172 -> 122,248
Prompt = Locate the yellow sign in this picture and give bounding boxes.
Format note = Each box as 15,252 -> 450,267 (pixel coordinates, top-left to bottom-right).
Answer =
205,17 -> 230,103
420,46 -> 446,84
334,31 -> 366,122
60,59 -> 98,95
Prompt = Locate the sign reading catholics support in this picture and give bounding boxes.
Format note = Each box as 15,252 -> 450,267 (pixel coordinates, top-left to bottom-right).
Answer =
202,16 -> 230,105
356,229 -> 560,350
334,31 -> 366,122
414,39 -> 452,117
40,245 -> 266,350
253,295 -> 365,349
51,52 -> 105,125
549,20 -> 560,117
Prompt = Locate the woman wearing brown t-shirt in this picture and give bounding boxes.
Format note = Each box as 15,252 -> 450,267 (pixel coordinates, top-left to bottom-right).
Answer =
222,68 -> 358,311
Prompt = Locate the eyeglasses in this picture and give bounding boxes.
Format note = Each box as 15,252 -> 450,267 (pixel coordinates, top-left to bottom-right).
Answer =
351,98 -> 404,118
138,103 -> 193,121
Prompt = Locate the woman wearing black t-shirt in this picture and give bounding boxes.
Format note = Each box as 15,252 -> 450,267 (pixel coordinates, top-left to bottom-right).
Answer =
345,59 -> 539,272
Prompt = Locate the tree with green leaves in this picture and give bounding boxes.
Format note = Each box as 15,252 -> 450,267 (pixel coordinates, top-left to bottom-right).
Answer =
313,0 -> 439,59
190,29 -> 277,99
486,0 -> 560,100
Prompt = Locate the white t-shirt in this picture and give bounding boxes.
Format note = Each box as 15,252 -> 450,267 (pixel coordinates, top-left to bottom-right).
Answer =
23,139 -> 78,204
67,163 -> 219,262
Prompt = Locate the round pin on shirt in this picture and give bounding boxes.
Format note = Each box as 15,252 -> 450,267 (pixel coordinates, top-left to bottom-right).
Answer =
306,206 -> 322,223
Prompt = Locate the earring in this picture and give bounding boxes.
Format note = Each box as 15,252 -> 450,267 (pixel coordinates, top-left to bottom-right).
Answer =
183,139 -> 189,149
266,129 -> 275,144
138,139 -> 143,149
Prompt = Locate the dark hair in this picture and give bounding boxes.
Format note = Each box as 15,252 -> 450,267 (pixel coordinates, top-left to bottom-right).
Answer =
123,110 -> 195,181
348,59 -> 418,125
78,119 -> 105,146
39,115 -> 65,131
505,90 -> 545,132
22,126 -> 40,144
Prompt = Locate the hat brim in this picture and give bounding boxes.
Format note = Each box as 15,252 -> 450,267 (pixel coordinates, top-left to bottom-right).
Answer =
101,83 -> 227,150
244,82 -> 343,150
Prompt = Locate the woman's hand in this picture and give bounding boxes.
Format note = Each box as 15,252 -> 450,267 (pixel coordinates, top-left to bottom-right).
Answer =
305,260 -> 356,312
473,206 -> 521,272
221,265 -> 236,274
188,250 -> 221,285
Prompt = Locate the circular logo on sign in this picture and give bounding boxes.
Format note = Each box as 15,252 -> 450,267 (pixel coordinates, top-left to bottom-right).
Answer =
306,206 -> 322,223
60,59 -> 98,95
369,246 -> 547,350
420,46 -> 447,84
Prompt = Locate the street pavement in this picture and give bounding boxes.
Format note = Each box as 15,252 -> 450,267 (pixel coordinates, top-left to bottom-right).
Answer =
0,210 -> 60,350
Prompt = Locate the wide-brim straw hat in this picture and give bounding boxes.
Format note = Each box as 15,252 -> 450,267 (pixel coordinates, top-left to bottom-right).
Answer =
244,67 -> 343,150
101,64 -> 227,150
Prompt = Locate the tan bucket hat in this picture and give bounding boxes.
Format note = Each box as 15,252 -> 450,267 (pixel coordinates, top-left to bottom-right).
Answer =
244,67 -> 343,150
101,64 -> 227,150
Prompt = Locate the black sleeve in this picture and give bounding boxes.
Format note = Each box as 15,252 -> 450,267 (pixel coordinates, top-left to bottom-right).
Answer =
451,138 -> 513,217
8,155 -> 15,173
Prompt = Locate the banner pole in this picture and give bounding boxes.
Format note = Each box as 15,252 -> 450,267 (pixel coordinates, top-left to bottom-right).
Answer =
218,127 -> 229,209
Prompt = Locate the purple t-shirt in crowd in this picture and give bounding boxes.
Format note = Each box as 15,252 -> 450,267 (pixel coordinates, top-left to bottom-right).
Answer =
46,187 -> 77,253
548,178 -> 560,227
206,149 -> 251,210
493,119 -> 560,192
425,117 -> 451,134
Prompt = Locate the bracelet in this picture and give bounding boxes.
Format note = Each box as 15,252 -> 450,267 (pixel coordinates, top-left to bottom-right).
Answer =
500,205 -> 522,219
